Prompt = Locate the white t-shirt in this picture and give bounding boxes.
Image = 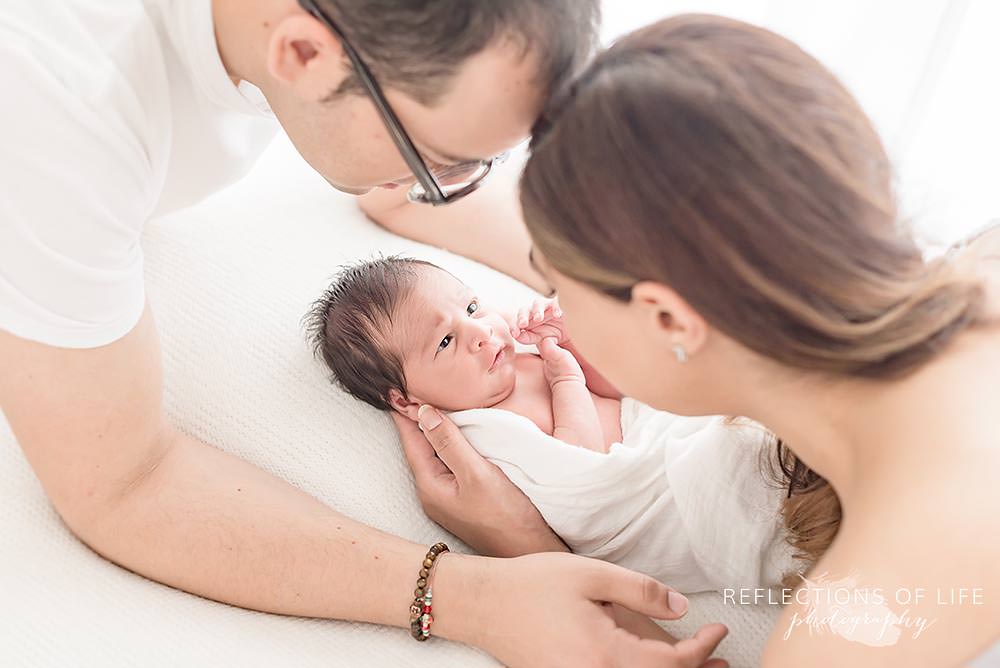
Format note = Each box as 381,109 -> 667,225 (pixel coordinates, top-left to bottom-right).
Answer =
0,0 -> 278,348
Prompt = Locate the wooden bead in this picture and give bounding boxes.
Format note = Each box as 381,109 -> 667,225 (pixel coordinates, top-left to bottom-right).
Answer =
409,543 -> 448,642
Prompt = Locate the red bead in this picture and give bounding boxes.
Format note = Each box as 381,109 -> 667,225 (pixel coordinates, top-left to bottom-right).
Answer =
423,605 -> 432,613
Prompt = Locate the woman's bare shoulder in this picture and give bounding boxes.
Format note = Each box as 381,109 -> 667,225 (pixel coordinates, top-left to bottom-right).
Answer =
763,494 -> 1000,666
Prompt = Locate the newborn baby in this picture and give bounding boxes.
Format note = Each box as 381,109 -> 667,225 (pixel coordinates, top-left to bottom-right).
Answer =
306,255 -> 623,452
307,256 -> 801,593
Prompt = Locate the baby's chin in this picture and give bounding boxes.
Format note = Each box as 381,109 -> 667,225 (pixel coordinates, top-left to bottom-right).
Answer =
482,365 -> 518,408
440,373 -> 517,411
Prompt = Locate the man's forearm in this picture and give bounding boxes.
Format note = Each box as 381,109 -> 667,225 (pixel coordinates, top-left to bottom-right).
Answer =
550,379 -> 606,452
78,429 -> 441,628
357,154 -> 549,293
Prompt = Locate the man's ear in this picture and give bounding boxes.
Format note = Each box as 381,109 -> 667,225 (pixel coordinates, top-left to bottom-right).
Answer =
388,388 -> 421,421
630,281 -> 708,356
266,13 -> 349,94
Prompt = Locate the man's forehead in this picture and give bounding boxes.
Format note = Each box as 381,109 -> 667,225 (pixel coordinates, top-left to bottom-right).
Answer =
388,42 -> 542,165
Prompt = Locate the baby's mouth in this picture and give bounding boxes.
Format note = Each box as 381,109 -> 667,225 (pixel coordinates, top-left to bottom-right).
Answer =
488,346 -> 506,373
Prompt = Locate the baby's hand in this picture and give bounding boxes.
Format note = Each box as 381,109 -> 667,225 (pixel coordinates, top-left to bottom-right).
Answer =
537,337 -> 585,387
511,297 -> 568,345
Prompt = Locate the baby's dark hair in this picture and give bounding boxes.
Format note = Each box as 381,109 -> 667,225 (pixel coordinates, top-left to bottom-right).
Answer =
304,256 -> 437,410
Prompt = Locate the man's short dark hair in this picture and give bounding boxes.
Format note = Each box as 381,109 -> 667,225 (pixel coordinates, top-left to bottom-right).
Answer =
319,0 -> 601,104
304,256 -> 437,410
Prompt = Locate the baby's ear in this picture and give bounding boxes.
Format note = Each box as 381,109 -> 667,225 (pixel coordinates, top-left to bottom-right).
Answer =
387,388 -> 420,421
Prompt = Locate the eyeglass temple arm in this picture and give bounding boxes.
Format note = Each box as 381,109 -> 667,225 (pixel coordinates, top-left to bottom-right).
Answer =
298,0 -> 446,202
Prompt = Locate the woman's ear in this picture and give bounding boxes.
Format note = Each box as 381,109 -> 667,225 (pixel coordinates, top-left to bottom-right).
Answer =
630,281 -> 708,357
388,388 -> 421,421
266,13 -> 349,94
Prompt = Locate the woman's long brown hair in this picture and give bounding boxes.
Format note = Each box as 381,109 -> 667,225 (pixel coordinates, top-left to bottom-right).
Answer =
520,15 -> 989,585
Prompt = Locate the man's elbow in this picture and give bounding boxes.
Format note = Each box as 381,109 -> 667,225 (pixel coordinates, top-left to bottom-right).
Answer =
51,433 -> 175,551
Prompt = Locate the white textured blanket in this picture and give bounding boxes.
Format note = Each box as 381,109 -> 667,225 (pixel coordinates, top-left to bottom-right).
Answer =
0,134 -> 782,667
451,399 -> 800,594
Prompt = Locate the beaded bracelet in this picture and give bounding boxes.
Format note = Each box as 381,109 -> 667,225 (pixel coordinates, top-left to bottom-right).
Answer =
409,542 -> 449,641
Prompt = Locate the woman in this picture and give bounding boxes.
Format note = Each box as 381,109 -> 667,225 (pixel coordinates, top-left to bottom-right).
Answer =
399,13 -> 1000,667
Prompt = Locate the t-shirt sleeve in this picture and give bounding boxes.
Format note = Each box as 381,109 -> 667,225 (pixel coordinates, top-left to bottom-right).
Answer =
0,38 -> 156,349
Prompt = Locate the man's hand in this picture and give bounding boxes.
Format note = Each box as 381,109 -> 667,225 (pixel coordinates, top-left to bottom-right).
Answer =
393,407 -> 568,557
437,552 -> 731,668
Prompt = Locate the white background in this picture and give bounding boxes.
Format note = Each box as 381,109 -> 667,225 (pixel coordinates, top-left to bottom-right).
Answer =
601,0 -> 999,245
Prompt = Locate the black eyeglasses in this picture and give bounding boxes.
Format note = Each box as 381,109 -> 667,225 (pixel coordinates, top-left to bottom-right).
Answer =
298,0 -> 508,206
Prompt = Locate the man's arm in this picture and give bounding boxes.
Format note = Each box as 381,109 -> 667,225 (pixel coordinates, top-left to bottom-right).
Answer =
358,155 -> 548,293
0,304 -> 449,627
2,307 -> 720,665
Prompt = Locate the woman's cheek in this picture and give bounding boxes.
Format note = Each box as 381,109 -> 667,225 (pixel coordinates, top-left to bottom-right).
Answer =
563,306 -> 603,363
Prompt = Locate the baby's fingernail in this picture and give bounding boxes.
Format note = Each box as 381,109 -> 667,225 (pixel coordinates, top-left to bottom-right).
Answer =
418,405 -> 443,431
667,591 -> 688,615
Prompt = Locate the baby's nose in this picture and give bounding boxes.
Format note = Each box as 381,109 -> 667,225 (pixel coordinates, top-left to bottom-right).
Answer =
472,323 -> 494,349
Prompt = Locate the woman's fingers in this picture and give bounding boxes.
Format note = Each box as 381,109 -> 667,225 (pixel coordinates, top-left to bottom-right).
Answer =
417,405 -> 491,483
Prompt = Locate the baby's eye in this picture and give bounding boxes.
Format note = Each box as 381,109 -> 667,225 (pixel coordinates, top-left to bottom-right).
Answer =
437,334 -> 453,352
467,300 -> 480,316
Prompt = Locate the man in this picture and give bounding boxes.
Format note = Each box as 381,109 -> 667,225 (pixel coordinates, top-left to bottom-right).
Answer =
0,2 -> 728,666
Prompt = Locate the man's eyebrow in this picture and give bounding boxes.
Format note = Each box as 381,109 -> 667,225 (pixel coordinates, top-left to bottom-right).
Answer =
419,142 -> 481,166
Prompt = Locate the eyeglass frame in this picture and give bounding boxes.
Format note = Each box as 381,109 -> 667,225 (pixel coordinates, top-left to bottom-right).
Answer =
297,0 -> 506,206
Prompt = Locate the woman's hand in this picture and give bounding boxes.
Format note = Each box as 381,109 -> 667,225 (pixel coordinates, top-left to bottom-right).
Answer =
393,407 -> 568,556
435,551 -> 730,668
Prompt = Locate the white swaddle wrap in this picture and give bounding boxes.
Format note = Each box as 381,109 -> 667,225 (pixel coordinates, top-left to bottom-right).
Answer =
450,398 -> 801,593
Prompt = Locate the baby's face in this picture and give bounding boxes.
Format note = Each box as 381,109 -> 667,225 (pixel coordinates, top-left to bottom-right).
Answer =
393,267 -> 517,411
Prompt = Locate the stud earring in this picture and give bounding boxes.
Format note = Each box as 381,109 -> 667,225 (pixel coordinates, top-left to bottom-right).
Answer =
673,343 -> 688,363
